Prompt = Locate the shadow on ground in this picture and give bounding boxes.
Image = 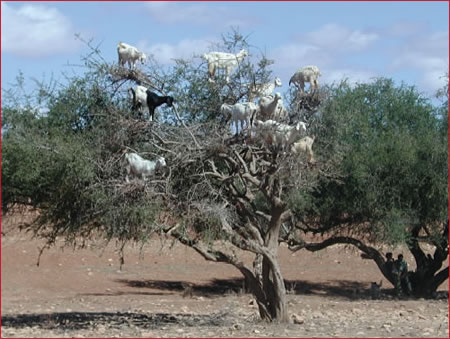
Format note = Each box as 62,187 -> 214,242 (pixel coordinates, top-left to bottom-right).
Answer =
113,278 -> 387,299
1,311 -> 231,330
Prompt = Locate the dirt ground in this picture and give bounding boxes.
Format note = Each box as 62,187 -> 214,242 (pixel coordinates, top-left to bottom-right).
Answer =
1,211 -> 448,338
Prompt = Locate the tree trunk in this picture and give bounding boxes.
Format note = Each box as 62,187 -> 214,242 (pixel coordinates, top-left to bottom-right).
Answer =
410,265 -> 449,297
407,222 -> 448,297
258,206 -> 290,323
261,253 -> 289,322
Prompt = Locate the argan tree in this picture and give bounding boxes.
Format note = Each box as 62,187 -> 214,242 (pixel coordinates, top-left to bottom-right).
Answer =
1,33 -> 332,323
288,78 -> 449,297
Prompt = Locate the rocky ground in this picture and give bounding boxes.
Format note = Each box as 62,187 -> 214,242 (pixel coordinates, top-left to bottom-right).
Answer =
1,211 -> 448,338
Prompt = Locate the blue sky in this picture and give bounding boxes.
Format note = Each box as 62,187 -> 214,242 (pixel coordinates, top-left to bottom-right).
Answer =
1,1 -> 449,100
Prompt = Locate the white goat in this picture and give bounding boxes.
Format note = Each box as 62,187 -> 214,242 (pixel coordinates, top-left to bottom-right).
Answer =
254,120 -> 307,149
221,102 -> 258,135
202,49 -> 248,83
273,97 -> 288,122
259,93 -> 283,121
129,85 -> 148,113
289,65 -> 322,93
248,77 -> 282,100
125,153 -> 166,182
117,42 -> 147,69
291,136 -> 316,163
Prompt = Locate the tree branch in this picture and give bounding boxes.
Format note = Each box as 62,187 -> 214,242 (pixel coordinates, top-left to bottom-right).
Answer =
288,235 -> 392,283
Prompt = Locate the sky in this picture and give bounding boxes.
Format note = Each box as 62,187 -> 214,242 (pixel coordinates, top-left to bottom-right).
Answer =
1,1 -> 449,101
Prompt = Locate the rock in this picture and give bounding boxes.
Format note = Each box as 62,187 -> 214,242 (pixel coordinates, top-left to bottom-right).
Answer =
232,323 -> 243,330
312,311 -> 322,319
291,313 -> 305,325
382,324 -> 392,332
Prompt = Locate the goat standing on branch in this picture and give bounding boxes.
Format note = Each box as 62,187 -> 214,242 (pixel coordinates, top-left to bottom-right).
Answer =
202,49 -> 248,83
129,86 -> 174,121
289,65 -> 322,93
248,77 -> 282,100
124,152 -> 167,182
254,120 -> 307,150
291,136 -> 316,164
117,42 -> 147,70
221,102 -> 259,136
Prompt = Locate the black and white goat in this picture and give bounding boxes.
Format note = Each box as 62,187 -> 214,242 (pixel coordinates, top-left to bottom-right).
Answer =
129,86 -> 174,121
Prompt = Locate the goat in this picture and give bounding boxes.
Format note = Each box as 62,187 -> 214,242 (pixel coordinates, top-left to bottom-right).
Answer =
221,102 -> 258,136
258,93 -> 283,121
146,90 -> 174,122
117,42 -> 147,69
289,65 -> 322,93
254,119 -> 307,150
248,77 -> 282,100
125,152 -> 166,182
129,86 -> 174,121
128,85 -> 148,117
273,96 -> 288,122
202,49 -> 248,83
291,136 -> 316,163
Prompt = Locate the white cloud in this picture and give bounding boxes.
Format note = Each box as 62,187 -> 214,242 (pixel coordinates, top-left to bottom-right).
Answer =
299,23 -> 379,52
144,1 -> 256,28
138,38 -> 214,65
389,30 -> 449,93
269,24 -> 380,86
1,2 -> 80,57
323,68 -> 377,86
270,43 -> 327,67
388,21 -> 426,37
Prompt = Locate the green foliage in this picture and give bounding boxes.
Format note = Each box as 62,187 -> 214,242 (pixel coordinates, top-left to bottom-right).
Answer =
296,78 -> 448,244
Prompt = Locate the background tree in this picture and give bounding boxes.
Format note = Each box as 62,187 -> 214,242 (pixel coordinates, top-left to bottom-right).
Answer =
288,78 -> 449,297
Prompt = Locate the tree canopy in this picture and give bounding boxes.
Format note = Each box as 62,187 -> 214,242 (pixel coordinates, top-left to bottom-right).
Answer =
288,78 -> 448,296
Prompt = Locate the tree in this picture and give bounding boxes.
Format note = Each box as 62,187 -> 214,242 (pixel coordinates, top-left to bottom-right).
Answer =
288,78 -> 449,297
1,33 -> 333,323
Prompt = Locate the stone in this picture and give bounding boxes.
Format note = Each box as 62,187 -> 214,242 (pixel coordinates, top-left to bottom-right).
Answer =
291,313 -> 305,325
